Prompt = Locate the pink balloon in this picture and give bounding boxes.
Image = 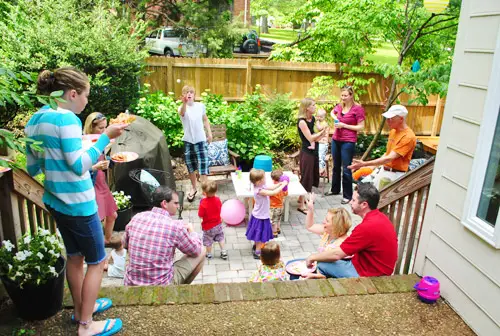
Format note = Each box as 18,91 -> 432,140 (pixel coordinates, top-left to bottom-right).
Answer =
221,199 -> 246,226
279,175 -> 290,192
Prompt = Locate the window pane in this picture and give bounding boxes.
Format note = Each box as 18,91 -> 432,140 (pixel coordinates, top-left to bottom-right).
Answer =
477,111 -> 500,227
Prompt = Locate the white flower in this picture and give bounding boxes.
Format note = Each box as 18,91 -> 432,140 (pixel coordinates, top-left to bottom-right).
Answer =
39,229 -> 50,236
8,264 -> 12,271
15,251 -> 27,261
37,252 -> 44,259
49,266 -> 58,277
35,266 -> 40,271
15,271 -> 22,277
23,236 -> 32,244
2,240 -> 14,252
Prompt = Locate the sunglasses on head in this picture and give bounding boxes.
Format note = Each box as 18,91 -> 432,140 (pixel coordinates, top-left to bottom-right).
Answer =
342,85 -> 353,90
92,113 -> 106,123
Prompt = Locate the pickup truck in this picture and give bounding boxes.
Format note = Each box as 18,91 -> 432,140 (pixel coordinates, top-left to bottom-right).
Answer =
145,27 -> 205,57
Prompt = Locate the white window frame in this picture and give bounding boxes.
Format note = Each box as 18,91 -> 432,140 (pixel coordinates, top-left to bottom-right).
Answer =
462,29 -> 500,249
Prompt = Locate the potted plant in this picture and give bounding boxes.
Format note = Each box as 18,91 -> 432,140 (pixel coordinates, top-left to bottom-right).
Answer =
0,229 -> 66,320
113,190 -> 133,231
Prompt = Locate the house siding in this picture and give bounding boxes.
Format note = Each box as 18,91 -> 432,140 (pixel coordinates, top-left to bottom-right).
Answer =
414,0 -> 500,335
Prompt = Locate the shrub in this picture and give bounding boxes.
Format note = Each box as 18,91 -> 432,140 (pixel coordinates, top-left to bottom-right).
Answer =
133,85 -> 184,150
263,93 -> 300,151
356,133 -> 387,159
0,0 -> 149,122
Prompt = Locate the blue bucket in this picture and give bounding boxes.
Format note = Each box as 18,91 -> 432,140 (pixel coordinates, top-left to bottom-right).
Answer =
253,155 -> 273,172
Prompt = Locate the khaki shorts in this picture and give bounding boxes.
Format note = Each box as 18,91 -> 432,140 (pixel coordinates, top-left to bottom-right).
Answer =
270,207 -> 284,224
172,252 -> 205,285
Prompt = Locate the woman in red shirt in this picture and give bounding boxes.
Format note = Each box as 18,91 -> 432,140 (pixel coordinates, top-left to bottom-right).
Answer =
325,86 -> 365,204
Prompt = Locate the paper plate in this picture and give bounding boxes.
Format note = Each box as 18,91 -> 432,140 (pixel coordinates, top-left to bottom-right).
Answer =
285,259 -> 317,276
0,166 -> 12,173
111,151 -> 139,163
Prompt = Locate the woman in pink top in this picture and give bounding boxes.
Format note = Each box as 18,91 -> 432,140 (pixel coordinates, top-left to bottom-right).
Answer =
325,86 -> 365,204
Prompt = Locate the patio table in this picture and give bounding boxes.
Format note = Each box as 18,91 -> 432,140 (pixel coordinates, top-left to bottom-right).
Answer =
230,171 -> 307,222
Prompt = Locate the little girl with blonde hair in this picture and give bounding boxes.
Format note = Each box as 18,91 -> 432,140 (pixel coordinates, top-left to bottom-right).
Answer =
246,168 -> 288,259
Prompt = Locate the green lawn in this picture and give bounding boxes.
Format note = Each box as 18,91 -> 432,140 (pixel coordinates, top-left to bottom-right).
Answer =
365,42 -> 399,65
251,27 -> 298,42
255,28 -> 399,65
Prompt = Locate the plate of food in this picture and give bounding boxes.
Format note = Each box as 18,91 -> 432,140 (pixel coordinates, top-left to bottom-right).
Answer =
110,112 -> 136,125
0,166 -> 12,173
285,259 -> 317,276
111,151 -> 139,163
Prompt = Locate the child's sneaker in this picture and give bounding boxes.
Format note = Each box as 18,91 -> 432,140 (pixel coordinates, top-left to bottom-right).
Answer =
253,250 -> 261,260
206,253 -> 213,259
220,250 -> 228,260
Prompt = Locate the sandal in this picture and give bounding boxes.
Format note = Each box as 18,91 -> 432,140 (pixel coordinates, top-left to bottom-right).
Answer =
324,190 -> 340,196
79,318 -> 123,336
71,298 -> 113,324
297,208 -> 308,215
187,190 -> 197,202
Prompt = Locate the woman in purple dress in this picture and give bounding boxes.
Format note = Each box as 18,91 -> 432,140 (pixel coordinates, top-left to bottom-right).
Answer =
84,112 -> 118,245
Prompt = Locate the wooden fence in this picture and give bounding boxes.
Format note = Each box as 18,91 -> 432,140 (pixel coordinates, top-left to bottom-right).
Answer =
143,57 -> 445,136
378,157 -> 435,275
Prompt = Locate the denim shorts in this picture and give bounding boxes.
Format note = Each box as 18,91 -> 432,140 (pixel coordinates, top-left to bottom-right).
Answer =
46,205 -> 106,264
317,259 -> 359,278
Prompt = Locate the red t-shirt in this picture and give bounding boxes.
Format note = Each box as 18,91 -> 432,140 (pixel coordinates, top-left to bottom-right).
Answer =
198,196 -> 222,231
340,209 -> 398,277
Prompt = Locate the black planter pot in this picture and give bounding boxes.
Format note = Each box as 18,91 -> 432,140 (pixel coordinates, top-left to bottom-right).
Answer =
239,158 -> 254,172
114,207 -> 132,231
1,256 -> 66,320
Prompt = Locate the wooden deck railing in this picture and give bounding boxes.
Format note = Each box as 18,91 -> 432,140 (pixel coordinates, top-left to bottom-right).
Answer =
0,168 -> 56,248
378,157 -> 435,275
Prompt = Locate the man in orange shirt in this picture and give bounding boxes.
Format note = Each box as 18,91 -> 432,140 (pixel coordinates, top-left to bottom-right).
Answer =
349,105 -> 417,190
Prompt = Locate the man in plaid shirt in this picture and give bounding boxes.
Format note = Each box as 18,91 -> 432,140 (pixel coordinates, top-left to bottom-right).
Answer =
123,187 -> 205,286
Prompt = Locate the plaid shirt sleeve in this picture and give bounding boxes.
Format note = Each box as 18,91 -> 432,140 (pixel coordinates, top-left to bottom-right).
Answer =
175,221 -> 202,257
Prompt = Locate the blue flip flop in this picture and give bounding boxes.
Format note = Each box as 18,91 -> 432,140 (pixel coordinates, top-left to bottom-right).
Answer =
95,318 -> 123,336
71,298 -> 113,323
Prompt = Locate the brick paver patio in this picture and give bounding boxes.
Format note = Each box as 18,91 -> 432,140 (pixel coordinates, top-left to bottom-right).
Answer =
101,177 -> 362,287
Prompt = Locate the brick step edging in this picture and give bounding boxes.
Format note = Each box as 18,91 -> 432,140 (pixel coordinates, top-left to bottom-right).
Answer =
63,274 -> 420,307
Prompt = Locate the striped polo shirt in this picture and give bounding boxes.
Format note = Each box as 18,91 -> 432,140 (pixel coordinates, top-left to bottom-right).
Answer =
25,105 -> 110,216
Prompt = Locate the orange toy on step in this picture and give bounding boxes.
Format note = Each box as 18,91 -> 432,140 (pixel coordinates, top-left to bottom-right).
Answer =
352,167 -> 374,181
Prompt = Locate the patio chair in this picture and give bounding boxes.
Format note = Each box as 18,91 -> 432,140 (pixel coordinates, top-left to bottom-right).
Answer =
288,148 -> 331,184
206,124 -> 240,178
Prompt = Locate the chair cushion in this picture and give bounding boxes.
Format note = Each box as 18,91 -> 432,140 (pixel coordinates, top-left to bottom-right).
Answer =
408,158 -> 427,171
207,139 -> 230,167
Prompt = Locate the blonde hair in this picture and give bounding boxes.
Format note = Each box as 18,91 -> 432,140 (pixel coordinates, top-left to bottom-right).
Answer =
340,86 -> 358,109
83,112 -> 106,135
327,207 -> 352,238
182,85 -> 195,95
201,180 -> 218,196
298,97 -> 315,119
249,168 -> 265,185
37,67 -> 89,95
261,241 -> 281,266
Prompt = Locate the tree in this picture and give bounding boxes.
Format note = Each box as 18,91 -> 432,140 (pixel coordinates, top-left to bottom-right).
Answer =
0,0 -> 149,123
126,0 -> 244,58
271,0 -> 460,158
